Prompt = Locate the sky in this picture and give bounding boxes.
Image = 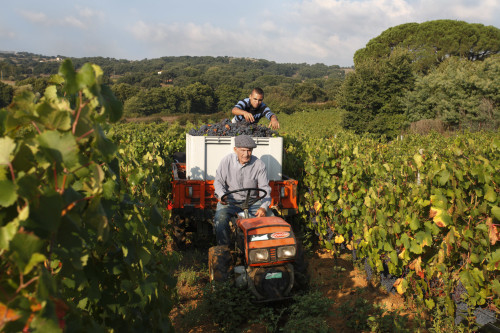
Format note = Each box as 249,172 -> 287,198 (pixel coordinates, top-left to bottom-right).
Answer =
1,0 -> 499,67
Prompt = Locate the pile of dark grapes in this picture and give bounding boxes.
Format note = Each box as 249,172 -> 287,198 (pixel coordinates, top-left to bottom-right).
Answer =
188,119 -> 277,137
364,258 -> 373,281
453,281 -> 498,327
380,272 -> 397,294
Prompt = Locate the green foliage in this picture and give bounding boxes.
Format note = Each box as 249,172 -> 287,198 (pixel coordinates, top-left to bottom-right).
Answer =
5,52 -> 351,118
291,82 -> 327,103
203,282 -> 334,333
204,282 -> 259,332
278,108 -> 345,140
339,298 -> 411,332
297,63 -> 331,79
0,60 -> 179,331
282,290 -> 333,333
0,59 -> 21,80
300,130 -> 500,324
0,81 -> 13,108
264,86 -> 300,115
338,50 -> 414,137
15,77 -> 51,95
111,82 -> 141,104
214,84 -> 243,112
177,268 -> 200,287
122,82 -> 216,117
182,82 -> 216,114
355,20 -> 500,73
123,86 -> 182,116
343,19 -> 500,136
403,55 -> 500,129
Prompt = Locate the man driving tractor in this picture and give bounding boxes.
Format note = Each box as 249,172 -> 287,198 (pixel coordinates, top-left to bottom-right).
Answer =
213,135 -> 273,245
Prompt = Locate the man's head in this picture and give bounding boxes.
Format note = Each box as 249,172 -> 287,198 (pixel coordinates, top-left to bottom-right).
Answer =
234,135 -> 256,164
249,87 -> 264,109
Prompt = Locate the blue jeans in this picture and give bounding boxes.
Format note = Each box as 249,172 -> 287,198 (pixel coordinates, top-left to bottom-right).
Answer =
213,200 -> 273,245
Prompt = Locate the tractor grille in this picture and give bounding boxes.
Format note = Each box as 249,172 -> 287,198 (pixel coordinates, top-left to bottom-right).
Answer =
269,248 -> 277,262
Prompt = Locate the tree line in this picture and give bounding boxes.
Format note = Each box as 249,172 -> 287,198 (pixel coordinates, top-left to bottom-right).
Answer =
1,19 -> 499,136
341,20 -> 500,136
0,52 -> 346,117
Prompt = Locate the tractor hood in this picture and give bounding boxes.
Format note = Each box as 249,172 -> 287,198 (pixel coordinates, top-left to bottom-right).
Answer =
237,216 -> 296,266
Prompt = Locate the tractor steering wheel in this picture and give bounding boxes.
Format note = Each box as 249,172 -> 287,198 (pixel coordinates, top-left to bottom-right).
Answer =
220,187 -> 267,210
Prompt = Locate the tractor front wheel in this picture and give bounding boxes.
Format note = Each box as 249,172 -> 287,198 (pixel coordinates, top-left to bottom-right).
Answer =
292,240 -> 309,290
208,245 -> 232,283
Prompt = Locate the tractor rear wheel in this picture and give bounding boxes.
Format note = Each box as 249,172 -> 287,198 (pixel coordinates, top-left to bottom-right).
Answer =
170,213 -> 187,249
208,245 -> 232,283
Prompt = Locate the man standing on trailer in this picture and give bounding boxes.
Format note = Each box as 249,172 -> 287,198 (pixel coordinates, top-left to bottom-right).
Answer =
231,87 -> 280,130
213,135 -> 272,246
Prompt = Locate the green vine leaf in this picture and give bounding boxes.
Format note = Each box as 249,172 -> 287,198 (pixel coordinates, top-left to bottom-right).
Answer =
0,179 -> 17,207
37,131 -> 79,169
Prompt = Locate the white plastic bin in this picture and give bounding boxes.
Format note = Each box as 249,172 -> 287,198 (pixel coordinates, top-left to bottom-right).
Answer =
185,134 -> 283,181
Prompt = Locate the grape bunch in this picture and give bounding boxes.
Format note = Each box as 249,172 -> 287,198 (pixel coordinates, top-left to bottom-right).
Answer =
188,118 -> 277,137
380,272 -> 397,294
452,281 -> 467,304
364,258 -> 373,281
326,227 -> 334,241
475,308 -> 497,326
453,281 -> 498,327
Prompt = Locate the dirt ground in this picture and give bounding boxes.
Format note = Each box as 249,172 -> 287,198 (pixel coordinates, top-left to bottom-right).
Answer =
169,246 -> 411,333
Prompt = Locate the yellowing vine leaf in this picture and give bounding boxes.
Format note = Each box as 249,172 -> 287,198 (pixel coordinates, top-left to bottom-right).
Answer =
313,201 -> 322,213
394,278 -> 407,294
487,218 -> 498,245
410,256 -> 424,278
430,207 -> 449,227
335,235 -> 345,244
413,153 -> 423,168
0,137 -> 16,165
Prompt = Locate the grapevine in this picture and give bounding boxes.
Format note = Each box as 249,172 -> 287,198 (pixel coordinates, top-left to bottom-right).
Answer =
0,60 -> 178,332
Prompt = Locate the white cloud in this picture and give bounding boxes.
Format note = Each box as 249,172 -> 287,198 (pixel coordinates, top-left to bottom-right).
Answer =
0,26 -> 16,39
9,0 -> 498,66
20,11 -> 49,25
450,0 -> 500,21
76,6 -> 105,20
19,8 -> 99,30
61,16 -> 86,29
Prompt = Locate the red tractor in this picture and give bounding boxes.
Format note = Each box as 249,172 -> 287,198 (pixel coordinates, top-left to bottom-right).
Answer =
207,188 -> 308,301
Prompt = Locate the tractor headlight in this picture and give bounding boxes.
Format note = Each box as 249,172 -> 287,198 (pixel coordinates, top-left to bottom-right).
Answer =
277,246 -> 296,259
249,249 -> 269,263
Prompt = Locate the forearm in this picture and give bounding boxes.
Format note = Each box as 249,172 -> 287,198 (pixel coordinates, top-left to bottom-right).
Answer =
232,107 -> 246,116
233,107 -> 254,122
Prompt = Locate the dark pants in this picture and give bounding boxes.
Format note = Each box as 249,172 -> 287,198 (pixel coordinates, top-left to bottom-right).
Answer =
213,201 -> 273,245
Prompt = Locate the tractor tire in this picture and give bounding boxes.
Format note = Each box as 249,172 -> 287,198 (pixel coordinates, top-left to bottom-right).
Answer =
170,213 -> 186,249
208,245 -> 232,283
292,240 -> 309,291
